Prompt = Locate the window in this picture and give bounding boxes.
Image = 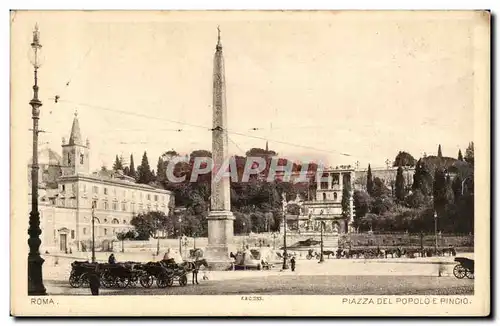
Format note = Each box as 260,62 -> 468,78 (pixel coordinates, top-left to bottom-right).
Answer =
154,195 -> 158,201
104,201 -> 109,210
123,219 -> 127,224
147,194 -> 151,200
122,203 -> 126,211
60,199 -> 65,207
112,202 -> 117,211
131,203 -> 135,212
322,193 -> 327,201
62,185 -> 65,191
71,230 -> 75,239
334,192 -> 338,201
104,188 -> 108,195
93,186 -> 98,194
92,200 -> 97,209
104,218 -> 108,223
112,218 -> 119,224
104,228 -> 107,235
83,228 -> 87,235
67,152 -> 71,164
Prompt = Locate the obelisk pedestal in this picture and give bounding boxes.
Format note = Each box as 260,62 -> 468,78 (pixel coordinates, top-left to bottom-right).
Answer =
204,27 -> 235,270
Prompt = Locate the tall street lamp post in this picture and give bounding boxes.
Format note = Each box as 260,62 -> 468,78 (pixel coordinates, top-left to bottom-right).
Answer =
318,210 -> 325,263
28,23 -> 47,296
178,216 -> 183,257
282,213 -> 289,270
91,203 -> 96,263
434,211 -> 438,254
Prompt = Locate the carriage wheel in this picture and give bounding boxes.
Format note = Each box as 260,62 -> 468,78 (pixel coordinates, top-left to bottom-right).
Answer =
453,264 -> 466,279
179,275 -> 188,287
140,275 -> 154,288
80,273 -> 91,288
128,275 -> 139,287
102,273 -> 116,288
156,276 -> 168,288
69,273 -> 82,288
116,276 -> 129,288
466,270 -> 474,279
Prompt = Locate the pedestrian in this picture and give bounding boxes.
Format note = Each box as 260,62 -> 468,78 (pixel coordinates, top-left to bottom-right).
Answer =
88,264 -> 100,296
290,256 -> 296,272
108,253 -> 116,264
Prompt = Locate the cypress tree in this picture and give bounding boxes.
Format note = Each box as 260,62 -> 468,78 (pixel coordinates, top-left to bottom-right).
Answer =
129,154 -> 136,178
437,144 -> 443,158
113,155 -> 124,171
341,174 -> 351,218
366,164 -> 374,196
137,151 -> 153,184
458,149 -> 464,161
395,165 -> 405,202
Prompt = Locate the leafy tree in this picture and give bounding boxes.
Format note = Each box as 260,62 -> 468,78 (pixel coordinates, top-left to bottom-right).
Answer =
437,144 -> 443,158
393,151 -> 417,167
404,189 -> 428,209
433,168 -> 454,217
372,177 -> 389,198
129,154 -> 136,178
130,211 -> 170,240
371,195 -> 394,215
113,155 -> 124,171
465,142 -> 474,165
412,159 -> 433,196
137,151 -> 153,184
451,175 -> 463,201
458,149 -> 464,161
341,173 -> 351,218
395,165 -> 405,202
353,190 -> 371,228
366,164 -> 374,196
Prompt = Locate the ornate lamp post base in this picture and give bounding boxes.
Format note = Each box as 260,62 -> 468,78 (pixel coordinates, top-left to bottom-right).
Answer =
28,254 -> 47,296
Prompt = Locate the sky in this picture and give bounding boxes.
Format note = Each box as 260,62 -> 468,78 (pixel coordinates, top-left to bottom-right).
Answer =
11,11 -> 479,171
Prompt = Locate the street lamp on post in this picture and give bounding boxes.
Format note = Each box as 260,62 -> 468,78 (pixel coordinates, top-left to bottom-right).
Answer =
27,23 -> 47,296
319,211 -> 325,263
434,211 -> 438,254
282,212 -> 289,270
178,216 -> 182,257
91,202 -> 96,263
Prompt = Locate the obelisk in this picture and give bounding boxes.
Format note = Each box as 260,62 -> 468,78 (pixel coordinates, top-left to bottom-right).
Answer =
205,27 -> 235,269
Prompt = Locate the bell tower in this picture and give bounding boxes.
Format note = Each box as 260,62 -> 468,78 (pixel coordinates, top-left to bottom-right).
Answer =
61,111 -> 89,176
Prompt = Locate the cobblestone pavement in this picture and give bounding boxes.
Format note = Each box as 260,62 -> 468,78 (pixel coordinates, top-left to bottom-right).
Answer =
46,275 -> 473,296
43,253 -> 474,295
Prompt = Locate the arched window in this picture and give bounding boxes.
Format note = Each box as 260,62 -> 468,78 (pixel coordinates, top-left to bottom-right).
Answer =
104,218 -> 108,223
322,193 -> 327,201
112,218 -> 119,224
123,219 -> 127,224
333,192 -> 338,201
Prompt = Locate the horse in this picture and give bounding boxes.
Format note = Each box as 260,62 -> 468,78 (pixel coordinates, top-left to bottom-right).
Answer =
180,259 -> 209,285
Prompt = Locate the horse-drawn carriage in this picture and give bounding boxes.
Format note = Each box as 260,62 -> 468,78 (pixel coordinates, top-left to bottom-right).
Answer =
68,258 -> 209,289
453,257 -> 474,279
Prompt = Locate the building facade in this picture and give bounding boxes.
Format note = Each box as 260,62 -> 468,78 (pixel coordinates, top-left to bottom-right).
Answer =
29,113 -> 173,253
282,166 -> 355,235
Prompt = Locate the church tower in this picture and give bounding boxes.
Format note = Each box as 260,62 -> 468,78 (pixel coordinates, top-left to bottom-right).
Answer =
61,112 -> 90,176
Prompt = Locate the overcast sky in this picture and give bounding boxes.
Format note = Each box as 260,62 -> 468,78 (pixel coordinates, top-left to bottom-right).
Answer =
11,11 -> 478,171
